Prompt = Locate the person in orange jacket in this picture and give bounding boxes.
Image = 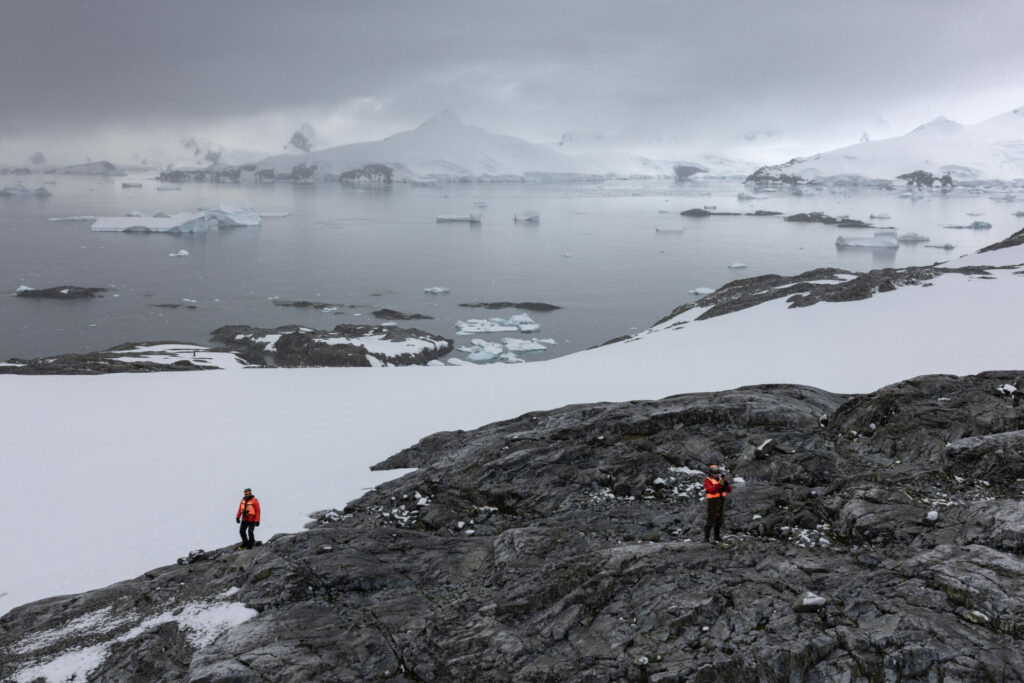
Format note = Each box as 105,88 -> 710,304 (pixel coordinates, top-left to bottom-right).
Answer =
703,465 -> 732,543
235,488 -> 261,549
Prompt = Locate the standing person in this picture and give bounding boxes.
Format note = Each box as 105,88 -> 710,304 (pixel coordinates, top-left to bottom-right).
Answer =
236,488 -> 261,550
703,465 -> 732,543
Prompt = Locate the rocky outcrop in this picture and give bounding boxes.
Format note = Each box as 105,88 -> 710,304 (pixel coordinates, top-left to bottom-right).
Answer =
784,212 -> 873,227
210,324 -> 452,367
372,308 -> 433,320
14,285 -> 107,299
898,170 -> 954,187
0,342 -> 220,375
339,164 -> 394,184
4,373 -> 1024,680
459,302 -> 561,312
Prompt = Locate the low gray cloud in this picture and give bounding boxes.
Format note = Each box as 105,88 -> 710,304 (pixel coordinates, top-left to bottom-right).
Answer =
3,0 -> 1023,162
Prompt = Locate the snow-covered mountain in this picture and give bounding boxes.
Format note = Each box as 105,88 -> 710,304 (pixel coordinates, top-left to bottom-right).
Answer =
748,107 -> 1024,185
254,111 -> 595,182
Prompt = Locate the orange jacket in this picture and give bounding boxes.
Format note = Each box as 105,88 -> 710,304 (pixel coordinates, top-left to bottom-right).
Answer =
704,477 -> 732,499
236,495 -> 261,523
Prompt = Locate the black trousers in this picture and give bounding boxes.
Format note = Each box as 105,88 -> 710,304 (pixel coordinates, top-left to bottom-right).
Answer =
705,498 -> 725,540
239,520 -> 256,548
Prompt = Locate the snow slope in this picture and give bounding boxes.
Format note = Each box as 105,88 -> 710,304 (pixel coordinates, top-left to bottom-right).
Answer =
2,243 -> 1024,615
751,107 -> 1024,184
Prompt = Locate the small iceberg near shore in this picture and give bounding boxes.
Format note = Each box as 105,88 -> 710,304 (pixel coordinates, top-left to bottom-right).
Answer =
896,232 -> 930,243
835,229 -> 898,249
689,287 -> 714,295
728,262 -> 748,269
514,210 -> 540,222
424,286 -> 450,294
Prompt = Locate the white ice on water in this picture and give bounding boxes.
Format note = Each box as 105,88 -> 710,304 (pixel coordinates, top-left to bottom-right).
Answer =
835,229 -> 899,249
456,314 -> 540,335
91,212 -> 210,233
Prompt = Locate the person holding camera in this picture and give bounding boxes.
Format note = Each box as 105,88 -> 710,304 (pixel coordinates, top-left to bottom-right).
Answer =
703,465 -> 732,543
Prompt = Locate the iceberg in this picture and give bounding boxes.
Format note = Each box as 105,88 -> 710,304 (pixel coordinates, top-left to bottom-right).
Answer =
424,287 -> 450,294
91,212 -> 211,233
455,314 -> 539,335
896,232 -> 930,243
1,184 -> 51,197
727,262 -> 748,269
689,287 -> 714,295
513,210 -> 540,222
835,229 -> 898,249
47,216 -> 97,223
168,250 -> 190,257
502,338 -> 549,352
436,213 -> 482,223
458,337 -> 547,363
869,213 -> 891,219
208,203 -> 261,227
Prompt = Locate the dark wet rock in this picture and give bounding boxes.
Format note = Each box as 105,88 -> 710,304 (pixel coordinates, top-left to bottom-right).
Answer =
339,164 -> 393,183
270,299 -> 351,311
784,212 -> 872,227
748,210 -> 783,216
898,170 -> 954,187
4,373 -> 1024,680
745,163 -> 805,185
372,308 -> 433,320
459,302 -> 561,312
210,323 -> 452,367
150,303 -> 197,309
680,208 -> 740,217
673,164 -> 706,181
15,285 -> 107,299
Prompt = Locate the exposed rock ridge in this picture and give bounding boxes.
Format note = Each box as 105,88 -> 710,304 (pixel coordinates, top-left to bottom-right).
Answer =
3,373 -> 1024,680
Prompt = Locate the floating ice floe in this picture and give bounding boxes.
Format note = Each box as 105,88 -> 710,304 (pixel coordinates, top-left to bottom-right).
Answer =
458,336 -> 554,363
46,216 -> 97,222
121,182 -> 142,188
208,203 -> 261,227
156,185 -> 182,191
869,212 -> 891,220
944,220 -> 992,230
436,213 -> 482,223
424,286 -> 450,294
835,229 -> 898,249
689,287 -> 714,295
896,232 -> 930,243
926,242 -> 956,250
92,212 -> 211,233
737,192 -> 763,200
728,262 -> 748,269
456,314 -> 540,335
655,225 -> 683,233
15,285 -> 34,293
259,211 -> 290,218
1,184 -> 51,197
513,210 -> 540,222
168,249 -> 190,257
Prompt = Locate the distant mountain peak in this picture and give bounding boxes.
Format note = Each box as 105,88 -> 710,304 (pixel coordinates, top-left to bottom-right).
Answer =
417,111 -> 464,129
910,116 -> 963,135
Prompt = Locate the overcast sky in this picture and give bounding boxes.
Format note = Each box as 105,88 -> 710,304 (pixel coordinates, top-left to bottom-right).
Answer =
3,0 -> 1023,164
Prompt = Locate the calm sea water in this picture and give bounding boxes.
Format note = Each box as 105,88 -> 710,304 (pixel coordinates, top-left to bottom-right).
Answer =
1,174 -> 1019,362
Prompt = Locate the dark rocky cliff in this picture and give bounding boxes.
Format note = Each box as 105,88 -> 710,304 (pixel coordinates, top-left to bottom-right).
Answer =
3,373 -> 1024,681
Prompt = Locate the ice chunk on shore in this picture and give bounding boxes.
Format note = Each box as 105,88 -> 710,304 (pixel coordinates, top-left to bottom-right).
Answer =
424,286 -> 450,294
835,229 -> 898,249
514,210 -> 540,222
208,203 -> 261,227
15,285 -> 35,293
92,213 -> 210,233
689,287 -> 714,295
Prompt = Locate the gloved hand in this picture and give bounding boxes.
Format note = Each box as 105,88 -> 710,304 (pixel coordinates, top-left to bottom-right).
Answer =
236,518 -> 240,523
254,522 -> 260,526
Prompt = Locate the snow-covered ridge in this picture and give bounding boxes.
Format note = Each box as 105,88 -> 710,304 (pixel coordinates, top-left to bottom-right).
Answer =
747,106 -> 1024,186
